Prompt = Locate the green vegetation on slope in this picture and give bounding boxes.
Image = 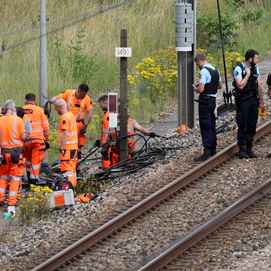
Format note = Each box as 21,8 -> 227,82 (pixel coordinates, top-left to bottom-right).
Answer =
0,0 -> 271,162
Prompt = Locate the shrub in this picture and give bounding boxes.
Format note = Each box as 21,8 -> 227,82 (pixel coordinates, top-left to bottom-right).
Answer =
17,185 -> 53,225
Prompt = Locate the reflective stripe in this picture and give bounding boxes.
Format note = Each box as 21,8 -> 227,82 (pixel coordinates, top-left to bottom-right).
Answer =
41,121 -> 49,125
75,196 -> 79,202
25,160 -> 31,165
0,188 -> 6,193
9,191 -> 17,196
73,113 -> 85,119
63,172 -> 77,178
0,175 -> 10,180
30,174 -> 39,179
31,164 -> 41,170
31,121 -> 42,125
10,176 -> 21,181
31,129 -> 45,133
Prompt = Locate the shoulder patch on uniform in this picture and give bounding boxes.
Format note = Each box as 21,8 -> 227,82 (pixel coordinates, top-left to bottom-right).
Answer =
199,74 -> 202,79
62,120 -> 66,125
90,100 -> 92,105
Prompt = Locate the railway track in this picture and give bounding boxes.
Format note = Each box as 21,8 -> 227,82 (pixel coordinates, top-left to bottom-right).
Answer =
30,119 -> 271,270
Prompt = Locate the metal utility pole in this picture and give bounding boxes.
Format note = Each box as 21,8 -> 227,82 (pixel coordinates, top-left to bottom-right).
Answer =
39,0 -> 47,108
119,29 -> 128,162
176,0 -> 196,130
39,0 -> 49,169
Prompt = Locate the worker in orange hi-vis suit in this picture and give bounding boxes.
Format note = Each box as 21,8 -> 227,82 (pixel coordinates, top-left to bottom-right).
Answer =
0,100 -> 26,207
103,108 -> 154,167
55,99 -> 78,187
23,93 -> 50,187
50,84 -> 92,172
16,107 -> 32,199
96,95 -> 111,169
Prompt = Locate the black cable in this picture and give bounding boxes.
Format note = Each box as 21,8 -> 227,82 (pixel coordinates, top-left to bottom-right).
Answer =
93,134 -> 167,181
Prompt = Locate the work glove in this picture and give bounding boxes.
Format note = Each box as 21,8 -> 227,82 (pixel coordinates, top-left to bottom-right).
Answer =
101,146 -> 109,160
148,132 -> 156,138
45,141 -> 50,149
94,139 -> 100,147
80,124 -> 87,135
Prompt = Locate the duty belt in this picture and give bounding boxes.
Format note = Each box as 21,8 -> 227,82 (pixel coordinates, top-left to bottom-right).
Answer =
195,95 -> 216,105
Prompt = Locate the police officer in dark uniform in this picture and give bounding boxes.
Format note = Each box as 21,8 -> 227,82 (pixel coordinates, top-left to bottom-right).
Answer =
193,54 -> 222,162
233,49 -> 265,159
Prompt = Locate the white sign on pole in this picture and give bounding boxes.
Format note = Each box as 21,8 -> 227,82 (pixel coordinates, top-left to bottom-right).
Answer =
115,47 -> 132,57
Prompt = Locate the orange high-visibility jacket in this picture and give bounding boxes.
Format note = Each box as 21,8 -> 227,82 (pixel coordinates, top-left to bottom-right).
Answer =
0,115 -> 25,149
23,104 -> 49,141
100,111 -> 109,145
58,112 -> 78,150
110,118 -> 135,153
59,89 -> 92,121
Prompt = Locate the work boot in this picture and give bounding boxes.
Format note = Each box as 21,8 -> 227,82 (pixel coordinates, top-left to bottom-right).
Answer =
194,148 -> 212,162
211,147 -> 216,156
246,144 -> 257,158
0,201 -> 4,207
239,145 -> 249,159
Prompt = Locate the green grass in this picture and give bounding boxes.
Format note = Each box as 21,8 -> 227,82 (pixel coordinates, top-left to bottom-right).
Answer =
1,0 -> 271,162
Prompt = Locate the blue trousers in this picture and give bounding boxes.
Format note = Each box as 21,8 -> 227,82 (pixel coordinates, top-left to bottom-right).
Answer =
199,103 -> 216,148
236,96 -> 259,145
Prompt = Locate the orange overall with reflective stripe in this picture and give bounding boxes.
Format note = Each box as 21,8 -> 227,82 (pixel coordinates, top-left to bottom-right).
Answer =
23,104 -> 49,180
59,112 -> 78,187
0,115 -> 25,206
100,111 -> 110,169
59,89 -> 92,147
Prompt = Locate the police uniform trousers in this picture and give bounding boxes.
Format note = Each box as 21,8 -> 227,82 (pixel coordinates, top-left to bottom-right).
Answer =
0,148 -> 24,206
236,95 -> 259,146
60,149 -> 78,187
199,102 -> 217,149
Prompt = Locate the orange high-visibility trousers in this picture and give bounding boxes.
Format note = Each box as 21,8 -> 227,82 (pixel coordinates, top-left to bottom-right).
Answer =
102,147 -> 111,169
60,149 -> 77,187
76,122 -> 87,147
23,139 -> 46,180
0,149 -> 24,206
110,152 -> 119,167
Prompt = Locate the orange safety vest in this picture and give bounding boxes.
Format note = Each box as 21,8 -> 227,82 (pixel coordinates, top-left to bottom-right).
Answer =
74,193 -> 95,203
127,118 -> 136,152
59,89 -> 92,121
109,118 -> 135,153
23,104 -> 49,141
58,112 -> 78,149
0,115 -> 25,149
101,111 -> 109,145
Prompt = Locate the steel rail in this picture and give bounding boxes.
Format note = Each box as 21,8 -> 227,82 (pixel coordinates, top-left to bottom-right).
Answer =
139,175 -> 271,270
31,120 -> 271,271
